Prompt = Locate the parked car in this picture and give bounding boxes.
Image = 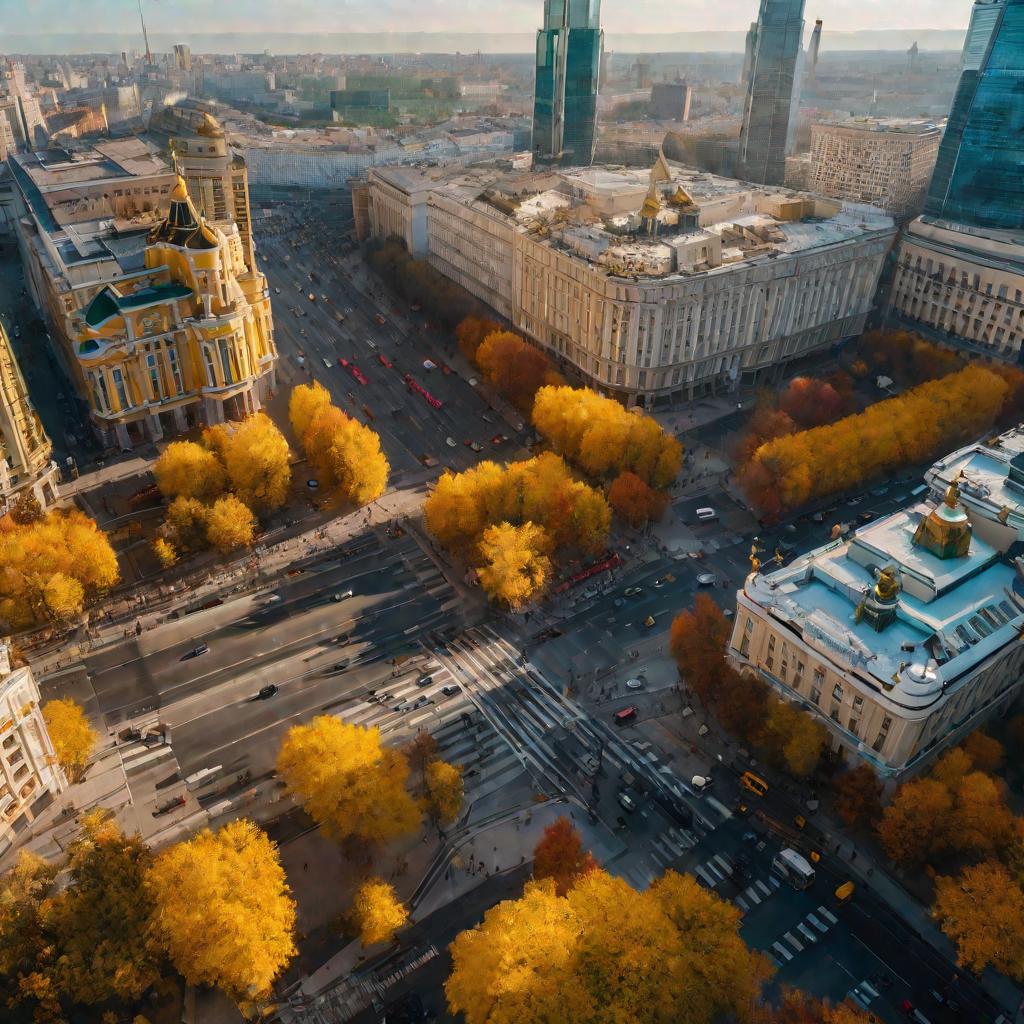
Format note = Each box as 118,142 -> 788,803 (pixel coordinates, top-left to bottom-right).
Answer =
441,684 -> 462,697
191,642 -> 210,657
695,507 -> 717,521
625,678 -> 644,690
331,589 -> 354,601
257,685 -> 279,700
617,791 -> 637,812
696,573 -> 717,586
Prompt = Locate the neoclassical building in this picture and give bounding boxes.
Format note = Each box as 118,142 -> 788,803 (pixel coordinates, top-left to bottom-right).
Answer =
71,178 -> 277,447
729,456 -> 1024,781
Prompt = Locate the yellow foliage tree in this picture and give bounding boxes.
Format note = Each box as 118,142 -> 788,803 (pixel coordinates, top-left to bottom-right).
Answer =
477,521 -> 553,609
0,509 -> 119,627
204,494 -> 257,553
425,759 -> 464,825
289,380 -> 333,441
302,405 -> 390,505
165,495 -> 209,553
153,537 -> 178,568
276,716 -> 420,844
352,877 -> 408,946
933,861 -> 1024,980
42,697 -> 97,783
445,870 -> 771,1024
145,820 -> 296,1008
221,413 -> 292,514
153,441 -> 226,501
532,385 -> 683,487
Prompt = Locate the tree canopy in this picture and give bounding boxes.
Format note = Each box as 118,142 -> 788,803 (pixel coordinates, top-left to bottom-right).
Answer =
42,698 -> 97,783
532,816 -> 597,896
352,877 -> 408,947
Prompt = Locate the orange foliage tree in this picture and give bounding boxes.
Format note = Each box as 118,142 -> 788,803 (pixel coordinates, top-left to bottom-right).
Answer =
778,377 -> 856,429
474,331 -> 564,413
456,315 -> 502,362
533,385 -> 683,488
607,471 -> 668,528
739,365 -> 1009,517
669,594 -> 732,707
532,816 -> 598,896
855,329 -> 964,386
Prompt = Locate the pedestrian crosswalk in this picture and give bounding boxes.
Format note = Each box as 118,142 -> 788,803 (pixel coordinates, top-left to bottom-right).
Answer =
767,905 -> 839,968
733,876 -> 779,912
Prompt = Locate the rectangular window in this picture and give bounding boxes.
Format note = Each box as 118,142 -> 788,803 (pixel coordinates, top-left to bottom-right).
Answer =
167,348 -> 184,394
832,682 -> 844,703
111,368 -> 129,410
218,339 -> 236,385
146,352 -> 163,401
202,346 -> 218,387
809,686 -> 821,706
814,668 -> 825,688
853,695 -> 864,710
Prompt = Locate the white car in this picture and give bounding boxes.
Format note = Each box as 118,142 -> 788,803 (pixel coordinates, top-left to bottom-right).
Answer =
625,678 -> 644,690
617,791 -> 637,812
695,507 -> 717,521
445,436 -> 458,448
697,573 -> 717,586
331,589 -> 354,602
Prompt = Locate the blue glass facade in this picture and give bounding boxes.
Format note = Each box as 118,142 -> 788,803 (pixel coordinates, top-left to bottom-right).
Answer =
737,0 -> 805,186
924,0 -> 1024,231
532,0 -> 602,165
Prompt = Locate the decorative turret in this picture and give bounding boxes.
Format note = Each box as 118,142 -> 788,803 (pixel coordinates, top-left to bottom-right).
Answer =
855,564 -> 901,632
912,473 -> 972,559
148,176 -> 219,251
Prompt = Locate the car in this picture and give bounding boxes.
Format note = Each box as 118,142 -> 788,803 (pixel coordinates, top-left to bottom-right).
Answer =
191,643 -> 210,657
468,377 -> 479,387
491,434 -> 508,446
652,577 -> 666,588
624,586 -> 644,597
625,678 -> 644,690
439,362 -> 452,375
331,589 -> 354,601
857,510 -> 876,524
445,436 -> 458,448
321,357 -> 331,369
465,440 -> 484,452
695,507 -> 717,521
441,684 -> 462,697
411,695 -> 431,709
617,791 -> 637,812
696,572 -> 717,586
338,358 -> 369,385
374,313 -> 386,325
847,495 -> 865,506
416,674 -> 433,688
257,685 -> 279,700
377,353 -> 393,368
332,659 -> 351,672
273,286 -> 281,294
307,478 -> 319,489
613,706 -> 637,726
579,754 -> 600,777
642,615 -> 656,629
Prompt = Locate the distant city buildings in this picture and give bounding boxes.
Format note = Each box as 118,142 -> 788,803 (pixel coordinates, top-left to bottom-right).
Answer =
730,428 -> 1024,780
737,0 -> 806,185
365,158 -> 894,406
532,0 -> 603,165
650,82 -> 692,122
0,60 -> 49,158
888,0 -> 1024,361
0,649 -> 66,860
0,321 -> 59,513
808,118 -> 942,219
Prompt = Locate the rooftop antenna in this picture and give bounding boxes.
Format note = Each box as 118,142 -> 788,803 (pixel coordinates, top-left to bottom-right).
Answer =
137,0 -> 152,65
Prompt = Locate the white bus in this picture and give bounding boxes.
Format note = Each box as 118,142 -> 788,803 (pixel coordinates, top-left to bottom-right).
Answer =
771,848 -> 815,890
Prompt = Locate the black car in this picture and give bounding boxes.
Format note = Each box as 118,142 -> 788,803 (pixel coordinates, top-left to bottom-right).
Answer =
191,642 -> 210,658
257,685 -> 279,700
416,673 -> 433,688
441,684 -> 462,697
332,659 -> 350,672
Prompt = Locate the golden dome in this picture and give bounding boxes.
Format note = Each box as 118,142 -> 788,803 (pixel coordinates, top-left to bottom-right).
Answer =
195,112 -> 224,137
169,175 -> 189,203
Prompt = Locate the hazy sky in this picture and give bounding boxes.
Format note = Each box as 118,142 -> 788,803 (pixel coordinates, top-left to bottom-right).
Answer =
7,0 -> 975,36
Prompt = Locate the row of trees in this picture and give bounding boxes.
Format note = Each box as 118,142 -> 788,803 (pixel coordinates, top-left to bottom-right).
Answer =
153,413 -> 292,562
852,329 -> 965,387
0,815 -> 295,1020
289,382 -> 390,506
738,365 -> 1011,518
423,453 -> 611,607
532,385 -> 683,489
0,507 -> 119,627
669,596 -> 830,778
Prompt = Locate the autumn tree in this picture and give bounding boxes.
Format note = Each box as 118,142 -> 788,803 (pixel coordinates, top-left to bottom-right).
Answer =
276,716 -> 420,845
445,870 -> 771,1024
456,315 -> 502,362
532,385 -> 683,487
532,816 -> 597,896
933,861 -> 1024,980
475,331 -> 563,413
405,730 -> 439,785
770,988 -> 876,1023
0,509 -> 119,627
669,594 -> 731,706
9,491 -> 43,525
42,697 -> 97,783
425,759 -> 464,826
204,494 -> 257,553
477,521 -> 553,608
608,471 -> 668,528
878,778 -> 954,867
220,413 -> 292,513
153,537 -> 178,568
146,820 -> 296,1009
43,812 -> 161,1004
778,377 -> 855,430
153,440 -> 226,502
352,877 -> 408,947
762,700 -> 828,779
961,731 -> 1005,775
716,668 -> 769,747
164,495 -> 209,554
833,765 -> 883,829
288,380 -> 332,440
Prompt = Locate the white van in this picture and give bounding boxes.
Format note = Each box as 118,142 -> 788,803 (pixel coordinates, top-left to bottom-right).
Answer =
695,507 -> 717,521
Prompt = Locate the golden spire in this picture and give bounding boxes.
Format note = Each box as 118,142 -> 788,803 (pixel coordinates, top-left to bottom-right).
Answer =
640,180 -> 661,221
943,472 -> 963,510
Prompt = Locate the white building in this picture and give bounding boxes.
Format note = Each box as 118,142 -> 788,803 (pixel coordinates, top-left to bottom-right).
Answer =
729,433 -> 1024,780
366,159 -> 896,405
808,118 -> 942,219
0,649 -> 66,859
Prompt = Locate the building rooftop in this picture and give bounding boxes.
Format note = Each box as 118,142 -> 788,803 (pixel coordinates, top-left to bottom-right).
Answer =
415,159 -> 895,281
814,116 -> 944,136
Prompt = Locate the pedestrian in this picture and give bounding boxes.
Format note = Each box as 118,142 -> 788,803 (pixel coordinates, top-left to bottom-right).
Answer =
303,862 -> 308,872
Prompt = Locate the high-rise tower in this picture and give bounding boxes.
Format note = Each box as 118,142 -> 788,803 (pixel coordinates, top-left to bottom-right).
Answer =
737,0 -> 806,185
532,0 -> 603,166
923,0 -> 1024,230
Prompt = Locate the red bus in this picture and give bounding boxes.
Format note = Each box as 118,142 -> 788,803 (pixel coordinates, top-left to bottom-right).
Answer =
404,373 -> 443,410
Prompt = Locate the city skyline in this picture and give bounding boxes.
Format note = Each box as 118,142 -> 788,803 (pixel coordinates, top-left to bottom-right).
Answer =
6,0 -> 977,40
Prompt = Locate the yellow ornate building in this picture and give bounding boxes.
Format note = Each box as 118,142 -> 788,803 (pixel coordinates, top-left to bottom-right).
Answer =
71,178 -> 277,447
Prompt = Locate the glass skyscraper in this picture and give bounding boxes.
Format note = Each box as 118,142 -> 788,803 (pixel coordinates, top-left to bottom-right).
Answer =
737,0 -> 806,186
924,0 -> 1024,231
532,0 -> 603,166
